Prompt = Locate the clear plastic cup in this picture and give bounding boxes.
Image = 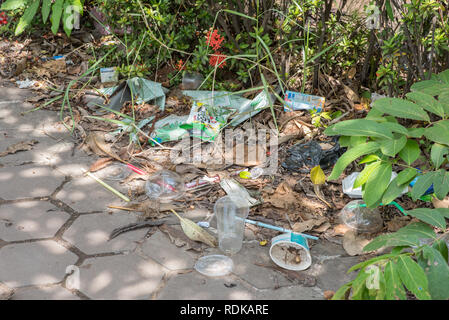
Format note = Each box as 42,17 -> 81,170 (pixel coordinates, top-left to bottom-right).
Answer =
145,170 -> 185,203
340,200 -> 383,233
182,72 -> 204,90
214,195 -> 249,255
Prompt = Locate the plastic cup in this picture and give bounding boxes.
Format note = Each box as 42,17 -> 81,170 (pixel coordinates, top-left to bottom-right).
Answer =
214,196 -> 249,255
269,233 -> 312,271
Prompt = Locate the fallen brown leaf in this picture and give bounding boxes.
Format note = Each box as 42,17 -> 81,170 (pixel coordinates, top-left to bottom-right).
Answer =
323,290 -> 335,300
342,230 -> 371,256
292,217 -> 327,233
0,140 -> 38,157
89,157 -> 113,172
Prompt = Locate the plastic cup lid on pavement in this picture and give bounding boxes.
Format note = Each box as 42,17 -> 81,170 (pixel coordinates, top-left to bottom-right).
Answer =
194,255 -> 234,277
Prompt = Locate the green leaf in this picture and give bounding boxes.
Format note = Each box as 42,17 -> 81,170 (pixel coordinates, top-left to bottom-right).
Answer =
349,136 -> 367,147
438,70 -> 449,85
51,0 -> 64,34
411,80 -> 449,96
410,172 -> 436,201
431,144 -> 449,169
433,170 -> 449,200
381,122 -> 409,135
396,222 -> 436,239
15,0 -> 41,36
327,142 -> 380,180
395,168 -> 418,185
363,233 -> 421,252
435,208 -> 449,219
339,136 -> 351,147
353,161 -> 381,189
425,121 -> 449,146
380,135 -> 407,157
384,261 -> 407,300
407,127 -> 425,138
406,91 -> 445,118
359,154 -> 381,164
350,271 -> 370,300
397,255 -> 431,300
1,0 -> 26,10
406,208 -> 446,229
398,139 -> 420,165
42,0 -> 52,23
324,119 -> 393,140
347,253 -> 400,273
332,282 -> 353,300
364,163 -> 392,207
385,0 -> 394,20
382,177 -> 408,204
417,246 -> 449,300
432,239 -> 448,262
372,98 -> 430,122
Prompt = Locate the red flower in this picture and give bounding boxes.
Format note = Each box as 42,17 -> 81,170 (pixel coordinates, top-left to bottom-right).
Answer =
176,59 -> 186,71
209,52 -> 227,68
205,29 -> 225,51
0,12 -> 8,25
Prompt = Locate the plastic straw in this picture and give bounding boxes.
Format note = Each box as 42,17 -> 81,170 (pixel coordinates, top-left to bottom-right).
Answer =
243,218 -> 319,241
352,201 -> 406,215
85,172 -> 130,202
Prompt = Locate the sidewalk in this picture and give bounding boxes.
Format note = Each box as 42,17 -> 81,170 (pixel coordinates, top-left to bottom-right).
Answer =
0,84 -> 362,300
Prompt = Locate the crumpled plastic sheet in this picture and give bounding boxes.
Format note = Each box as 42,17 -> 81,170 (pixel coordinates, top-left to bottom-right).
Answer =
281,137 -> 345,173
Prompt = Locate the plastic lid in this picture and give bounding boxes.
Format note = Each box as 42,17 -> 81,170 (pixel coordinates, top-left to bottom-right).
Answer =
145,170 -> 185,202
340,200 -> 383,233
194,255 -> 234,277
97,163 -> 132,181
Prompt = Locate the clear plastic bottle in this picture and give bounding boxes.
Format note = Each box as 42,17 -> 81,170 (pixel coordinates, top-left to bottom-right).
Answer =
340,200 -> 383,233
145,170 -> 185,202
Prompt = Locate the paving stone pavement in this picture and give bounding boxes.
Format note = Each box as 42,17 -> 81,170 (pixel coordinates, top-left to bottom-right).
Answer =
0,85 -> 364,300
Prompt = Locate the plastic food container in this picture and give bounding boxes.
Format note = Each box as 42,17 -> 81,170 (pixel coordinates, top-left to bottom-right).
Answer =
269,233 -> 312,271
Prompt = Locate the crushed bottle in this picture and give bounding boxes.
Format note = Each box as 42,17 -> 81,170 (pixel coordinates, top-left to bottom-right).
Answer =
339,200 -> 383,233
145,170 -> 185,202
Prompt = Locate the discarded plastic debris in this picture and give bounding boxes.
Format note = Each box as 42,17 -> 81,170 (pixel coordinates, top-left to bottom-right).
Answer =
342,171 -> 408,199
150,115 -> 189,145
145,170 -> 185,202
282,137 -> 344,173
269,233 -> 312,271
410,172 -> 434,196
100,77 -> 168,111
100,67 -> 118,83
220,178 -> 261,207
229,89 -> 275,126
215,195 -> 249,255
283,91 -> 325,112
182,72 -> 204,90
238,167 -> 264,179
171,209 -> 217,247
365,5 -> 380,30
340,200 -> 383,233
185,175 -> 220,190
97,163 -> 132,181
194,255 -> 234,277
244,219 -> 319,241
16,79 -> 37,89
197,221 -> 210,228
85,171 -> 130,202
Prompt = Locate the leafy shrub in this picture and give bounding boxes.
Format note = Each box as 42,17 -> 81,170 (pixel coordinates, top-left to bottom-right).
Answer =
325,70 -> 449,300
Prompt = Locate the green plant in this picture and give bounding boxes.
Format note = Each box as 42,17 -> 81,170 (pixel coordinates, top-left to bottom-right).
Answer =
324,69 -> 449,299
0,0 -> 84,36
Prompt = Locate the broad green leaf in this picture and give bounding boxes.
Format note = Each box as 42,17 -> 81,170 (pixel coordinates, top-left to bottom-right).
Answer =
439,91 -> 449,115
359,154 -> 381,164
395,168 -> 418,185
396,222 -> 436,239
1,0 -> 26,10
349,135 -> 367,147
42,0 -> 52,23
324,119 -> 393,140
365,108 -> 385,121
331,282 -> 353,300
372,98 -> 430,121
432,239 -> 448,262
381,121 -> 408,135
385,0 -> 394,20
410,172 -> 435,201
310,165 -> 325,185
380,135 -> 407,157
406,91 -> 445,118
347,253 -> 400,273
364,162 -> 392,207
398,139 -> 420,165
382,177 -> 408,204
407,127 -> 425,138
406,208 -> 446,229
353,161 -> 381,189
327,142 -> 380,180
363,233 -> 421,252
435,208 -> 449,219
425,121 -> 449,146
350,271 -> 370,300
433,170 -> 449,200
15,0 -> 40,36
431,143 -> 449,169
411,79 -> 449,96
418,246 -> 449,300
438,69 -> 449,85
397,255 -> 431,300
339,136 -> 351,147
384,261 -> 407,300
51,0 -> 64,34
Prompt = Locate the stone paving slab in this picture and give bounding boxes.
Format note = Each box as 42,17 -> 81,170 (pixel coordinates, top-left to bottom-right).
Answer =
62,211 -> 148,255
78,253 -> 166,300
0,240 -> 78,287
12,285 -> 80,300
0,163 -> 65,200
0,200 -> 70,241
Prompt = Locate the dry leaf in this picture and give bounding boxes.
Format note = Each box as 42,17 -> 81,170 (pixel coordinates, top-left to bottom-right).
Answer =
432,196 -> 449,209
0,140 -> 38,157
323,290 -> 335,300
159,224 -> 203,252
86,131 -> 123,163
89,157 -> 113,172
171,210 -> 217,247
292,217 -> 327,233
342,230 -> 371,256
347,67 -> 356,79
42,58 -> 66,74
